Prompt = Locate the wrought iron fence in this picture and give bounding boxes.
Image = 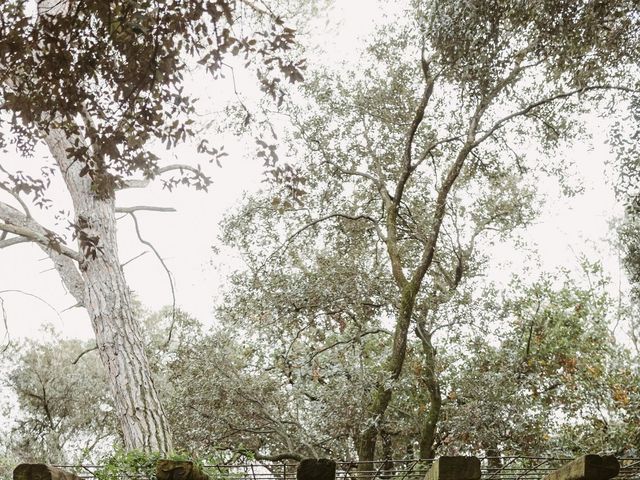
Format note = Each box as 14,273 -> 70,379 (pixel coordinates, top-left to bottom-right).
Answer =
53,458 -> 640,480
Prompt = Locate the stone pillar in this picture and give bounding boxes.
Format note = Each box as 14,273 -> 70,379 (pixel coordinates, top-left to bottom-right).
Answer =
13,464 -> 82,480
424,456 -> 481,480
542,455 -> 619,480
297,459 -> 336,480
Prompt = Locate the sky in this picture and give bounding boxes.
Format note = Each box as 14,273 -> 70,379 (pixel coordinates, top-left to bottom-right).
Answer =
0,0 -> 629,346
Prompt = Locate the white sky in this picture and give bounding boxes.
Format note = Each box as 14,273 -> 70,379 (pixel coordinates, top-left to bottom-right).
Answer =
0,0 -> 628,345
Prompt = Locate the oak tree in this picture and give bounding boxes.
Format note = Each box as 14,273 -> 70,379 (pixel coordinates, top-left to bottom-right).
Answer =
222,0 -> 640,465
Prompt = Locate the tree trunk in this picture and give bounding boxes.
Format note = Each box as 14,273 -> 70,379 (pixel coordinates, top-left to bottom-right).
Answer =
43,128 -> 173,453
416,330 -> 441,460
380,430 -> 395,479
358,284 -> 416,470
485,448 -> 503,470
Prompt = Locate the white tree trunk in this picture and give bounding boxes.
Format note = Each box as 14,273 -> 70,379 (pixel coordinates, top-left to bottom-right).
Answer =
9,0 -> 175,453
44,128 -> 173,453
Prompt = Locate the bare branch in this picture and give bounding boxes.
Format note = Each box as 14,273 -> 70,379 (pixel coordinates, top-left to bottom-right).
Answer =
61,302 -> 82,312
126,212 -> 176,348
0,296 -> 9,353
121,251 -> 148,268
0,201 -> 85,305
115,206 -> 176,213
119,164 -> 207,189
71,344 -> 98,365
0,236 -> 30,249
0,289 -> 63,324
0,222 -> 83,262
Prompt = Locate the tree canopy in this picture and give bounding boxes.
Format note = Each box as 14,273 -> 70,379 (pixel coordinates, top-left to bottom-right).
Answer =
1,0 -> 640,468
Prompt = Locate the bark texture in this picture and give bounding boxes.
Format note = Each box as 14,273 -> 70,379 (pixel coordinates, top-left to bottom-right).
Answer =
417,331 -> 441,460
0,0 -> 176,453
42,127 -> 173,453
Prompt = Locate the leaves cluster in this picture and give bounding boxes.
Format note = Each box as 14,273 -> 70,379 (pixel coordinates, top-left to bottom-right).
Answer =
0,0 -> 305,199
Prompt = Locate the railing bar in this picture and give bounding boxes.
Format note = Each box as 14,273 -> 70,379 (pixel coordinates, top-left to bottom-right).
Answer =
514,457 -> 555,480
485,457 -> 520,480
48,457 -> 640,480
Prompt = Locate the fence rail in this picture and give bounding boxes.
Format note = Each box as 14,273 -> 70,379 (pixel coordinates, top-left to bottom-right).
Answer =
52,458 -> 640,480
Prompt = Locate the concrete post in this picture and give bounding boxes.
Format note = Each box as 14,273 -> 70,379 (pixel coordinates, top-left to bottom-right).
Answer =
424,456 -> 481,480
542,455 -> 619,480
297,459 -> 336,480
13,464 -> 82,480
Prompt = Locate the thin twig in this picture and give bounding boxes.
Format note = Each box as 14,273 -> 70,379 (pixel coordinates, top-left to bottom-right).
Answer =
306,328 -> 391,363
121,251 -> 148,268
127,212 -> 177,348
0,296 -> 10,353
0,289 -> 62,323
71,345 -> 98,365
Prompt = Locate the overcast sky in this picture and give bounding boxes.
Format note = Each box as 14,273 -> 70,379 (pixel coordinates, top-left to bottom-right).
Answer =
0,1 -> 627,345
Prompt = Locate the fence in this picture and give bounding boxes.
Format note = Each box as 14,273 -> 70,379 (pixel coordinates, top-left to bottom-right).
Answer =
12,456 -> 640,480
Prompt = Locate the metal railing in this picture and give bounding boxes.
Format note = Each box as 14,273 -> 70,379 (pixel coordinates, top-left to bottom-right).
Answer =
54,457 -> 640,480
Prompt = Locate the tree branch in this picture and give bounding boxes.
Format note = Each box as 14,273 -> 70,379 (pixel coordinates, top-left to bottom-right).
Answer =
121,251 -> 148,268
262,212 -> 380,271
306,328 -> 391,363
0,289 -> 63,324
126,212 -> 177,348
383,61 -> 435,289
119,164 -> 207,189
0,201 -> 85,305
253,451 -> 304,462
71,345 -> 98,365
474,85 -> 638,147
0,222 -> 83,262
0,296 -> 9,353
394,57 -> 435,207
0,236 -> 30,249
115,206 -> 176,213
411,102 -> 487,286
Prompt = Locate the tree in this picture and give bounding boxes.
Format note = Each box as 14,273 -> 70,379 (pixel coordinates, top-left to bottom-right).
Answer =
2,330 -> 116,464
0,0 -> 303,453
221,0 -> 640,465
440,268 -> 637,457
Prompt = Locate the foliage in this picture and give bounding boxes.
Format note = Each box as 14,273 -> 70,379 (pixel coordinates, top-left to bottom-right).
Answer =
0,452 -> 20,480
0,0 -> 306,453
1,0 -> 639,464
94,448 -> 245,480
0,0 -> 304,198
94,449 -> 165,480
611,97 -> 640,332
218,0 -> 640,463
2,329 -> 116,464
439,268 -> 637,456
0,308 -> 203,463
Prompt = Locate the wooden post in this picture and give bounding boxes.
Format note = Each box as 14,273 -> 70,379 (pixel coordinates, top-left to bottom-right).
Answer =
424,457 -> 481,480
542,455 -> 619,480
297,459 -> 336,480
13,464 -> 82,480
156,460 -> 210,480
